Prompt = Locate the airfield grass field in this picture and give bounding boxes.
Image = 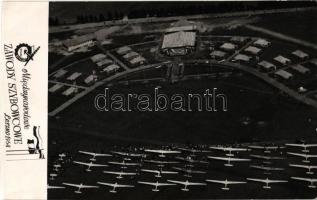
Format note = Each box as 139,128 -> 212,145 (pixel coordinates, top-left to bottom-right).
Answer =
48,8 -> 317,199
49,71 -> 317,145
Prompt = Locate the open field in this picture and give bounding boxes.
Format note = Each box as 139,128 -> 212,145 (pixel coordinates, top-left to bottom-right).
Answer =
50,74 -> 317,144
251,10 -> 317,44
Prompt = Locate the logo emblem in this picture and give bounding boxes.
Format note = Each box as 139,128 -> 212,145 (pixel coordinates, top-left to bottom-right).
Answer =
14,43 -> 40,66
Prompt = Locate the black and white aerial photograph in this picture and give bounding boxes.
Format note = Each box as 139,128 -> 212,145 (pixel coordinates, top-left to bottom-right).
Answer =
48,1 -> 317,199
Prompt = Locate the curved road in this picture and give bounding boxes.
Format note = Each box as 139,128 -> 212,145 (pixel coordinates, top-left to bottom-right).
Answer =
49,59 -> 317,117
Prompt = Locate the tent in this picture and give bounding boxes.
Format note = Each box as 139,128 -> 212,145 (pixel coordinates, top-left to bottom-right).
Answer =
244,46 -> 261,55
53,69 -> 68,79
233,54 -> 251,62
129,56 -> 146,66
210,50 -> 226,59
102,64 -> 120,74
220,43 -> 236,51
291,64 -> 310,74
62,87 -> 78,96
254,39 -> 270,47
49,84 -> 63,93
258,60 -> 276,71
67,72 -> 82,81
274,55 -> 291,65
292,50 -> 309,59
123,51 -> 139,60
116,46 -> 132,55
90,54 -> 107,63
275,70 -> 293,80
96,59 -> 113,67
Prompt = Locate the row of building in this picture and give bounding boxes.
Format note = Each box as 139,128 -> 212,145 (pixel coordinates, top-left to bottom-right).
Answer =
52,69 -> 97,86
90,53 -> 120,75
210,38 -> 269,61
209,37 -> 315,82
50,53 -> 122,93
116,46 -> 146,67
49,84 -> 79,97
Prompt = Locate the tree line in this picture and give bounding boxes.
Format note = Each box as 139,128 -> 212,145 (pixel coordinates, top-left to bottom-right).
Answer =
49,1 -> 316,26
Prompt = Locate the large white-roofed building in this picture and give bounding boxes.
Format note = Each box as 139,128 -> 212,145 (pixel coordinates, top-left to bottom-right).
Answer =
161,31 -> 196,56
161,19 -> 197,56
63,34 -> 95,52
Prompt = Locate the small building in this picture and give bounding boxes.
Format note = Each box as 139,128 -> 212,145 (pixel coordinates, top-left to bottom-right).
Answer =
84,75 -> 97,85
96,59 -> 113,68
129,56 -> 146,66
291,64 -> 310,74
62,87 -> 78,96
244,46 -> 261,55
66,72 -> 82,81
292,50 -> 309,59
274,70 -> 293,80
230,36 -> 248,43
254,39 -> 270,47
257,60 -> 276,71
220,43 -> 236,51
116,46 -> 132,55
53,69 -> 68,79
274,55 -> 291,65
63,34 -> 95,52
102,64 -> 120,74
232,54 -> 251,63
49,84 -> 63,93
90,54 -> 107,63
123,51 -> 139,60
210,50 -> 226,60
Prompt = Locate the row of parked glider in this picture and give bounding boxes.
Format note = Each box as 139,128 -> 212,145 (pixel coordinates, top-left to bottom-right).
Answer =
49,176 -> 317,194
48,142 -> 317,194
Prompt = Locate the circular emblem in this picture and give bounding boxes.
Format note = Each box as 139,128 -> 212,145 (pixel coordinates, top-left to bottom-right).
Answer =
15,43 -> 32,62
